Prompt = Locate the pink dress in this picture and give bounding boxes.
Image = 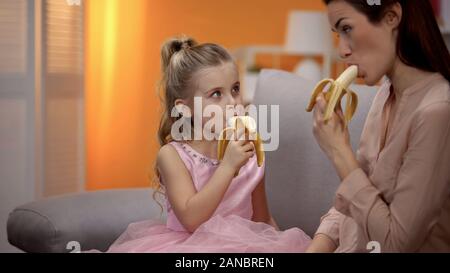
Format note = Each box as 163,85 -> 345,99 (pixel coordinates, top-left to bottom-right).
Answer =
105,141 -> 311,253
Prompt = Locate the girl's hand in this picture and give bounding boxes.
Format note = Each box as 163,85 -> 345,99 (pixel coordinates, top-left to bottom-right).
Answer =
312,93 -> 359,180
221,129 -> 255,173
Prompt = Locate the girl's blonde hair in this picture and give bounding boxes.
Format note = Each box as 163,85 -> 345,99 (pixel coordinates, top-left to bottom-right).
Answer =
151,36 -> 234,205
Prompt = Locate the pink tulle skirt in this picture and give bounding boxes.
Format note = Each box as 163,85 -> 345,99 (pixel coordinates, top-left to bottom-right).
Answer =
101,215 -> 311,253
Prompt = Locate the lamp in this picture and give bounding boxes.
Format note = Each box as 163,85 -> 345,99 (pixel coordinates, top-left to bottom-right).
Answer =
285,11 -> 332,82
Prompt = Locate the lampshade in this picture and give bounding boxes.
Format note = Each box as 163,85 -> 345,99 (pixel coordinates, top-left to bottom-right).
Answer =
285,11 -> 332,55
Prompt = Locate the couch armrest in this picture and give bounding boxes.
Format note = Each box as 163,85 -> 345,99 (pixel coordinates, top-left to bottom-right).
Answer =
7,188 -> 166,253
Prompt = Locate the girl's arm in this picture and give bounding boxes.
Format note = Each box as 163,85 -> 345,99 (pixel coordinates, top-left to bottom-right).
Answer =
157,139 -> 254,233
251,175 -> 279,230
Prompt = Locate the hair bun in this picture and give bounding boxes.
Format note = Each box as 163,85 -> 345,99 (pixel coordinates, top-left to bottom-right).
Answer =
161,36 -> 197,70
179,38 -> 196,50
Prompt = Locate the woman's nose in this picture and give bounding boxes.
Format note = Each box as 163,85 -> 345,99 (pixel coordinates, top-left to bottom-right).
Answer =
338,38 -> 352,59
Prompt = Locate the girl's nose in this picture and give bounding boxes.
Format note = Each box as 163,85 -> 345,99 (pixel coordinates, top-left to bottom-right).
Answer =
338,38 -> 352,60
226,104 -> 235,114
226,93 -> 237,106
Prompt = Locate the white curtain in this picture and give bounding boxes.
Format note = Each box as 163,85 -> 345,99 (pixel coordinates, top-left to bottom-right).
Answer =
0,0 -> 84,252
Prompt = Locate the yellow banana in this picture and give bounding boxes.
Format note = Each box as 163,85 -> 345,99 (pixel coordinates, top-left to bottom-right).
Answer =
217,116 -> 264,175
306,65 -> 359,127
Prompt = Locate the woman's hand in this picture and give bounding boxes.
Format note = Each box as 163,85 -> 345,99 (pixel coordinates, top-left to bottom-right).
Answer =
221,130 -> 255,173
312,93 -> 350,159
312,93 -> 359,181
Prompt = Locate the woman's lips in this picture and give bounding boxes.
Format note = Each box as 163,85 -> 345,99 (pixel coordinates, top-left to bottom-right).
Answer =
354,67 -> 365,78
346,64 -> 364,78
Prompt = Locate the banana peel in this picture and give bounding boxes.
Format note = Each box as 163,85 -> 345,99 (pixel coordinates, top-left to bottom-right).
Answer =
306,65 -> 359,127
217,116 -> 264,176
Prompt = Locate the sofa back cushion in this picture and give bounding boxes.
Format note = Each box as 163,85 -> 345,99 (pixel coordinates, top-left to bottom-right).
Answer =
253,69 -> 377,236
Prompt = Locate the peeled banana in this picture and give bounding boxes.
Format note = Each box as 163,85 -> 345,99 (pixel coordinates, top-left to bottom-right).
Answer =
306,65 -> 359,127
217,116 -> 264,175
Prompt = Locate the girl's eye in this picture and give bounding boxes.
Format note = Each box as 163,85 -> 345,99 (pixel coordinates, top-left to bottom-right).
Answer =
232,85 -> 240,94
211,90 -> 221,98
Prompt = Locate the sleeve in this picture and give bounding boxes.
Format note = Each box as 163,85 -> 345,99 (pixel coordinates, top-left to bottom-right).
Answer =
315,207 -> 343,248
334,101 -> 450,252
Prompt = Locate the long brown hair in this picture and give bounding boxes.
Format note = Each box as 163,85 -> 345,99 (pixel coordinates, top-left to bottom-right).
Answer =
157,37 -> 233,147
151,36 -> 233,205
324,0 -> 450,82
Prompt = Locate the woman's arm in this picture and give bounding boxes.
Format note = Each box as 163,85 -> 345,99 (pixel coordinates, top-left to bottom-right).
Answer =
158,139 -> 254,233
333,102 -> 450,252
313,94 -> 450,251
312,94 -> 359,180
251,175 -> 279,230
306,234 -> 337,253
306,207 -> 341,253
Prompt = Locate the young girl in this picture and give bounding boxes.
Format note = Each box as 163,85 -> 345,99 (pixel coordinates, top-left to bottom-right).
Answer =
105,37 -> 311,253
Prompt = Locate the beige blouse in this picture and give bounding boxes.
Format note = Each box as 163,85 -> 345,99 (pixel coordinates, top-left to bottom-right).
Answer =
316,73 -> 450,253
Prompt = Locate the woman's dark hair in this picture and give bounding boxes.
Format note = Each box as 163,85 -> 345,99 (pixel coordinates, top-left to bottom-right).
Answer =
323,0 -> 450,82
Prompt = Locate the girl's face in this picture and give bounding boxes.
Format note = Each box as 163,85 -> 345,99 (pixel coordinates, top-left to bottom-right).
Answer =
327,1 -> 400,85
185,61 -> 242,135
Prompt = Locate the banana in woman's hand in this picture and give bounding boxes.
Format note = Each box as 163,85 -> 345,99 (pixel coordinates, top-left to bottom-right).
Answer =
217,116 -> 264,173
306,65 -> 359,127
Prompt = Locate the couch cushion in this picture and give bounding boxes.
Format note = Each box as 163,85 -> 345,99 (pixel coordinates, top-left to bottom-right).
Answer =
253,69 -> 377,237
7,188 -> 165,253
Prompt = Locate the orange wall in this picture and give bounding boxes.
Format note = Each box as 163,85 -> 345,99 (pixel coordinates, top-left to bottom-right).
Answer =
85,0 -> 326,190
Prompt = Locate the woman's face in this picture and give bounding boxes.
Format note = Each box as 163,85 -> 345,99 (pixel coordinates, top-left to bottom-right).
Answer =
327,1 -> 400,85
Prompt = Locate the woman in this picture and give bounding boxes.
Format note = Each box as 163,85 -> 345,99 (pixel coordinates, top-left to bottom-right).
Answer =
307,0 -> 450,252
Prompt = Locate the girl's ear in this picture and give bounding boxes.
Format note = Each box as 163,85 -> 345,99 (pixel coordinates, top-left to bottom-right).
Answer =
384,2 -> 402,30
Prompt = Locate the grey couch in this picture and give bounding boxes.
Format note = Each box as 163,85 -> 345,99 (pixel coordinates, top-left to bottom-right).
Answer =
7,69 -> 377,253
